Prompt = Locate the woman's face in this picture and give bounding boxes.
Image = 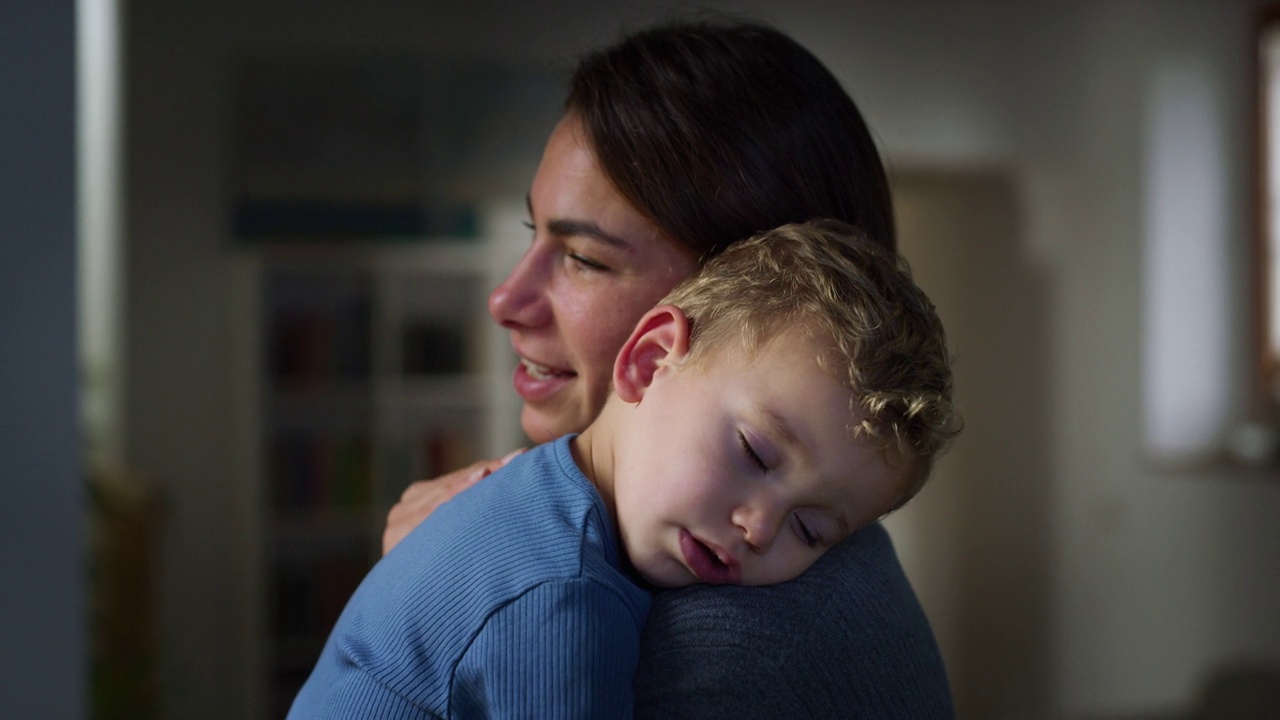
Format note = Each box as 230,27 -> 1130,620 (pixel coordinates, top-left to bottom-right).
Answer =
489,114 -> 699,443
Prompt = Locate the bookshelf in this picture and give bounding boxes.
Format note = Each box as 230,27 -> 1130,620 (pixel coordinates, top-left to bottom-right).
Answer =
223,56 -> 557,716
231,207 -> 527,716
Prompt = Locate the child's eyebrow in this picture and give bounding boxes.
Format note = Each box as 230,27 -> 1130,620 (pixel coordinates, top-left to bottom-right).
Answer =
759,405 -> 803,453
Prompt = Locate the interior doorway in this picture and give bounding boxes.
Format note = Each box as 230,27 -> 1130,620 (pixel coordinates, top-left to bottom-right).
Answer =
886,167 -> 1055,719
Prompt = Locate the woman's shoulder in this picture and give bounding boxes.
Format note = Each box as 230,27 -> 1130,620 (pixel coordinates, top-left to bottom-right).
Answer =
646,522 -> 908,615
635,522 -> 955,718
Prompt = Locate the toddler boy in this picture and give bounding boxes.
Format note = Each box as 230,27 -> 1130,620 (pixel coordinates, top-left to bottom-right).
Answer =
287,220 -> 958,718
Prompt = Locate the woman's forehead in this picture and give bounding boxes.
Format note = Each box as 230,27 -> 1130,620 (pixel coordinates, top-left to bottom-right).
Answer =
531,117 -> 696,272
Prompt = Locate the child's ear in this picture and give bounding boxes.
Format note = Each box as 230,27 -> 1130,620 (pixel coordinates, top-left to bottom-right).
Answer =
613,304 -> 691,403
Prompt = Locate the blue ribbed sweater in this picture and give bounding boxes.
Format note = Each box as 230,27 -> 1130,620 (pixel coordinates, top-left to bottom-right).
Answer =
287,436 -> 650,719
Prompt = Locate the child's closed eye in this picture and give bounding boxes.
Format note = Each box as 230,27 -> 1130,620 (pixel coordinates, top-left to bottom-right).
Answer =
738,432 -> 768,472
793,515 -> 820,548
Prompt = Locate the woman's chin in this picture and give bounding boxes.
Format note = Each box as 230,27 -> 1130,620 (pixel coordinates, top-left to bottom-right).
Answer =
520,404 -> 580,444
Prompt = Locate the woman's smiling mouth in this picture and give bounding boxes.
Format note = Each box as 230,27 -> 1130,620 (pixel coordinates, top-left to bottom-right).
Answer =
512,355 -> 577,402
521,357 -> 572,381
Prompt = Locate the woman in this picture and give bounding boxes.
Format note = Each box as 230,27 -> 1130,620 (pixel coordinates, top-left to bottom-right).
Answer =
384,18 -> 953,718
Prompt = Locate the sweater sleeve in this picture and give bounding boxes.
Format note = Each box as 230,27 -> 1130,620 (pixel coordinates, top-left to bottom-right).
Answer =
451,577 -> 641,719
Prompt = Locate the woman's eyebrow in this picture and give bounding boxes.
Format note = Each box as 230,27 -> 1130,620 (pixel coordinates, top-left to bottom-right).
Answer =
545,218 -> 631,250
525,194 -> 632,250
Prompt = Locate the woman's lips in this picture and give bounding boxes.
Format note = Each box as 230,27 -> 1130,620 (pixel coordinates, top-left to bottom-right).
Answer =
511,357 -> 576,402
679,529 -> 741,584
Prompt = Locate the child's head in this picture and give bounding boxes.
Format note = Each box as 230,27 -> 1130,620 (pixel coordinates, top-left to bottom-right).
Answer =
664,220 -> 957,505
580,220 -> 958,588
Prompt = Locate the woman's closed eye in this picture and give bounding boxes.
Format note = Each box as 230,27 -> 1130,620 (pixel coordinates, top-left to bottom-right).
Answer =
524,221 -> 612,273
566,251 -> 609,272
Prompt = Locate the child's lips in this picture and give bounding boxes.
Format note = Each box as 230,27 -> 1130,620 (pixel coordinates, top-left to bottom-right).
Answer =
679,530 -> 741,584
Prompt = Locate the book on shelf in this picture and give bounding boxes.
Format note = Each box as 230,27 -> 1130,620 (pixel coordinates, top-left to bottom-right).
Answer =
269,434 -> 372,512
268,299 -> 372,388
270,553 -> 369,639
378,426 -> 475,506
401,320 -> 467,376
423,428 -> 474,477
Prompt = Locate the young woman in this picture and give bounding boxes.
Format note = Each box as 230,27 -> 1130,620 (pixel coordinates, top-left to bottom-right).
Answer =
383,18 -> 954,718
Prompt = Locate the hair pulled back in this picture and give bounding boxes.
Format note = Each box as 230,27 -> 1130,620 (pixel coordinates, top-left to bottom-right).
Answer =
567,18 -> 896,260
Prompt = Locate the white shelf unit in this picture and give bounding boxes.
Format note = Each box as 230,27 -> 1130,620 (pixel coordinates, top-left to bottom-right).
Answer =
231,202 -> 527,718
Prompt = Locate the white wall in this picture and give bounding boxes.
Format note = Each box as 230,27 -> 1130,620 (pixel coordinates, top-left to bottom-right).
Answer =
122,1 -> 1280,718
1043,4 -> 1280,714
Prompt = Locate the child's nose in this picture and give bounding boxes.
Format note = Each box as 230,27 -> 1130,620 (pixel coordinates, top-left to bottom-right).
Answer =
732,500 -> 783,553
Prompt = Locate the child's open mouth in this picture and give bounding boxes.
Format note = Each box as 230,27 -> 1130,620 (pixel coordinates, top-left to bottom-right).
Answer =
679,530 -> 741,584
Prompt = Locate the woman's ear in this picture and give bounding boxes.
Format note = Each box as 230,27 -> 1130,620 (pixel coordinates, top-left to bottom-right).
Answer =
613,304 -> 691,403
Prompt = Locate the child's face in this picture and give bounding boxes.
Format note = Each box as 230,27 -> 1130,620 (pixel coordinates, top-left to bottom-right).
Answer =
611,329 -> 908,588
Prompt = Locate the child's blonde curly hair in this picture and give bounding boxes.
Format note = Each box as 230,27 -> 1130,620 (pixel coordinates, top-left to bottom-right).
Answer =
662,219 -> 960,511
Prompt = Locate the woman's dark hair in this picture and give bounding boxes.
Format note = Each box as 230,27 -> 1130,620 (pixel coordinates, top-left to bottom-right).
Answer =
567,18 -> 896,260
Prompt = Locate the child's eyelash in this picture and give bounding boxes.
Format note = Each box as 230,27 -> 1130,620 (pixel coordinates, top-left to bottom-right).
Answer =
738,432 -> 767,472
797,519 -> 818,548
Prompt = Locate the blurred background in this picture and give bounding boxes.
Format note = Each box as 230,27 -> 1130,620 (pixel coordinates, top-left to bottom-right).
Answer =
5,0 -> 1280,718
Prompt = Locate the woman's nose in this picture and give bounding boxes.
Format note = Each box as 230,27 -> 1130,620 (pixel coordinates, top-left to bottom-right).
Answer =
488,242 -> 552,329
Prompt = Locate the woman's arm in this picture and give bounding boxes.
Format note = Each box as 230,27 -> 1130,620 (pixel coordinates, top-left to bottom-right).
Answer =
381,450 -> 523,555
